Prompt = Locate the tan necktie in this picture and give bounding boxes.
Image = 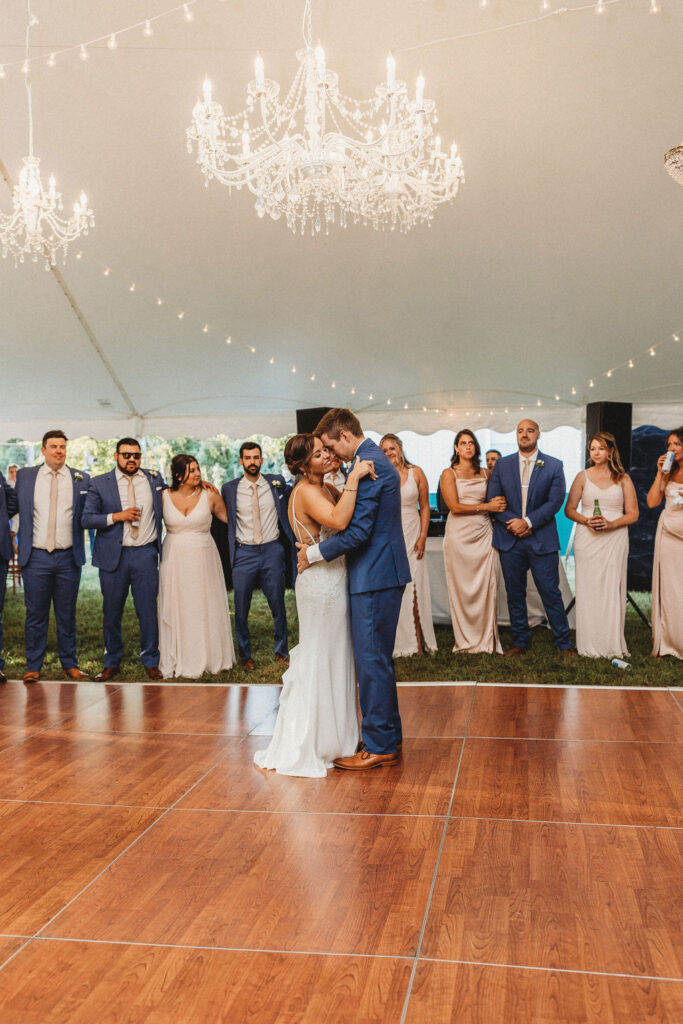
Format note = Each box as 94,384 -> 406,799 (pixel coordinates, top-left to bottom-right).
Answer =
128,475 -> 139,541
45,470 -> 58,552
521,458 -> 531,518
251,482 -> 263,544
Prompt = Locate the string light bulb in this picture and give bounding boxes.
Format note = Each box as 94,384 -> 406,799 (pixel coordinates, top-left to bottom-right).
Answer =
595,0 -> 605,13
571,386 -> 576,395
628,359 -> 634,368
203,324 -> 209,333
103,267 -> 111,275
225,336 -> 231,344
129,283 -> 136,292
649,0 -> 660,12
47,53 -> 56,67
79,45 -> 89,62
156,297 -> 163,305
673,334 -> 680,342
649,347 -> 656,356
0,66 -> 5,79
183,4 -> 194,21
177,311 -> 185,319
589,379 -> 595,387
143,20 -> 153,38
107,34 -> 118,50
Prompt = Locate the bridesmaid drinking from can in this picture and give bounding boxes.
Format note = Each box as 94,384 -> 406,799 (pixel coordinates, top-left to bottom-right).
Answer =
439,430 -> 505,654
646,427 -> 683,660
565,432 -> 638,659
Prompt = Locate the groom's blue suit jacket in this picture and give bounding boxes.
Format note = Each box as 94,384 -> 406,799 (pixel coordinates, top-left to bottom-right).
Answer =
486,450 -> 566,554
15,465 -> 90,567
82,468 -> 166,571
318,438 -> 411,595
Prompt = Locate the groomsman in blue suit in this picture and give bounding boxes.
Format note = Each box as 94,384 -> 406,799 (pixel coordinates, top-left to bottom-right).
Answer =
15,431 -> 90,683
298,409 -> 412,769
486,419 -> 575,656
82,438 -> 166,681
222,441 -> 294,671
0,469 -> 19,682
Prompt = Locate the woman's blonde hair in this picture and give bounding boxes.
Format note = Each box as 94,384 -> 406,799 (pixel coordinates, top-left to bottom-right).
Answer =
380,433 -> 412,469
588,432 -> 626,482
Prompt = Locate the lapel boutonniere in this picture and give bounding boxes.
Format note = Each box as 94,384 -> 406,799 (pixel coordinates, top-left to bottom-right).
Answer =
73,471 -> 84,482
271,479 -> 283,491
534,459 -> 545,469
148,469 -> 159,479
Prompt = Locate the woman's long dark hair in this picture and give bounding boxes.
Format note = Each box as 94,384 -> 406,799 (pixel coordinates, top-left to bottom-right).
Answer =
450,430 -> 482,474
170,454 -> 199,490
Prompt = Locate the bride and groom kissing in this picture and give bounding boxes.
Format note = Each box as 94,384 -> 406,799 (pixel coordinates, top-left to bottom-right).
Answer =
254,408 -> 411,778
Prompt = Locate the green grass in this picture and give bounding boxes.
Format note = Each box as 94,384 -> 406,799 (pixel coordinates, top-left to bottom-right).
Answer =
2,566 -> 681,687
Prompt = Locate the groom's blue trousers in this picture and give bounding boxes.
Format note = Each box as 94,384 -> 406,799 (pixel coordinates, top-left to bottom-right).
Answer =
350,585 -> 404,755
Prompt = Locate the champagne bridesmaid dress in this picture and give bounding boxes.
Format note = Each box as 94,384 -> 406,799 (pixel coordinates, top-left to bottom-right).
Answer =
651,481 -> 683,659
393,469 -> 438,657
443,472 -> 501,654
573,474 -> 629,659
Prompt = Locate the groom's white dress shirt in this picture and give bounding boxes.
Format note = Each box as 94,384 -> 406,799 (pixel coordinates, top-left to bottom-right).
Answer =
518,448 -> 538,529
32,464 -> 73,550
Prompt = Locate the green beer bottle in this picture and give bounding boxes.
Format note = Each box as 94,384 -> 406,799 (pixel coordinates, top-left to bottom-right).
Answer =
593,498 -> 601,517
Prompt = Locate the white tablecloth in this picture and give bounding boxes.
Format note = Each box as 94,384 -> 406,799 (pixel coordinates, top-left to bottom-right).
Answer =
425,536 -> 575,629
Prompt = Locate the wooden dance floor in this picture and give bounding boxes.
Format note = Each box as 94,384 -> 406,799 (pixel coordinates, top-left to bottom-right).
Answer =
0,680 -> 681,1022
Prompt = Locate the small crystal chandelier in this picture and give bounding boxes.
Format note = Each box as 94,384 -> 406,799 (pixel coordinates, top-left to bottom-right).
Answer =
664,142 -> 683,187
0,2 -> 94,268
187,0 -> 463,234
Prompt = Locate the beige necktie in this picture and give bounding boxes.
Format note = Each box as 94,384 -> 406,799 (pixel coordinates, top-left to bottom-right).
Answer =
521,458 -> 531,518
45,470 -> 58,552
128,475 -> 139,540
251,482 -> 263,544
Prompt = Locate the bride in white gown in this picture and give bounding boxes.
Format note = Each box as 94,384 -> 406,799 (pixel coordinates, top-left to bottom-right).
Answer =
159,454 -> 235,678
254,434 -> 375,777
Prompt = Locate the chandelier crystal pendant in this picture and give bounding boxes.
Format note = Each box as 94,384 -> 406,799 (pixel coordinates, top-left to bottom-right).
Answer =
664,143 -> 683,187
187,0 -> 463,234
0,2 -> 94,268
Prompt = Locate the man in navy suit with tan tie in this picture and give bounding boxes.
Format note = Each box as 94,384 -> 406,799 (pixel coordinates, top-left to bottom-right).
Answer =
82,438 -> 166,682
15,430 -> 90,683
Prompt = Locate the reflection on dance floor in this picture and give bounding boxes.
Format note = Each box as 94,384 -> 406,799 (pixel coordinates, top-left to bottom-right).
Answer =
0,680 -> 681,1022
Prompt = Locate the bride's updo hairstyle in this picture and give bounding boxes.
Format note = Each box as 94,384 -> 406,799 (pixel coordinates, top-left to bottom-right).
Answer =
285,433 -> 316,478
170,453 -> 199,490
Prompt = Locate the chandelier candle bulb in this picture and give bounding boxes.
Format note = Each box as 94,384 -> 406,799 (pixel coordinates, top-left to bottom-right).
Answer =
416,75 -> 425,109
386,54 -> 396,93
315,45 -> 326,84
202,79 -> 212,105
255,55 -> 265,92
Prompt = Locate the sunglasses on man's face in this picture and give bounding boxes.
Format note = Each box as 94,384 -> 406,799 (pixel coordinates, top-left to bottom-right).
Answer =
119,452 -> 142,460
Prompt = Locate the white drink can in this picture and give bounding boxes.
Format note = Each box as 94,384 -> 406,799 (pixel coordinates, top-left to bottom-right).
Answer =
662,451 -> 674,474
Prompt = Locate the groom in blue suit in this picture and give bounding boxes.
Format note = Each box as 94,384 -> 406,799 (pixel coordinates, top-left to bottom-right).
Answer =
298,409 -> 411,769
487,419 -> 574,655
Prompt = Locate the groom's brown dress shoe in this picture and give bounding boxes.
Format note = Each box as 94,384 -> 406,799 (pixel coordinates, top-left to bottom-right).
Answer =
22,671 -> 40,684
504,645 -> 529,657
242,658 -> 255,671
333,749 -> 399,770
146,667 -> 163,681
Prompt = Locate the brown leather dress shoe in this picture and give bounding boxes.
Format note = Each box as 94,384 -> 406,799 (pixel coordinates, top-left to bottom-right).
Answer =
95,667 -> 118,682
275,653 -> 289,666
242,658 -> 255,671
65,668 -> 90,681
22,671 -> 40,684
559,647 -> 577,657
504,645 -> 529,657
333,749 -> 399,770
146,666 -> 163,680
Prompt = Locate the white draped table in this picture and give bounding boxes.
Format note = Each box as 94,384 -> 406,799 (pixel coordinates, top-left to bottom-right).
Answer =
425,536 -> 575,629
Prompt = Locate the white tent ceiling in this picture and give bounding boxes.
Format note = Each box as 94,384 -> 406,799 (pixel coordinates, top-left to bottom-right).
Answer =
1,0 -> 682,440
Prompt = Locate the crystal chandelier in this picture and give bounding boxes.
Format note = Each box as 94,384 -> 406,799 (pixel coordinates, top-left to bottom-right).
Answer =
0,2 -> 94,268
664,143 -> 683,187
187,0 -> 463,234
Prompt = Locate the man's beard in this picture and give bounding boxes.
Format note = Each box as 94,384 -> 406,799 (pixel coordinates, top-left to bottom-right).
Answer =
120,465 -> 138,476
244,465 -> 260,477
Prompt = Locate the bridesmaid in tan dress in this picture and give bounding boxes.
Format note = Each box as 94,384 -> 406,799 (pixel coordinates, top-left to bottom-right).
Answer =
565,432 -> 638,659
380,434 -> 437,657
440,430 -> 506,654
647,428 -> 683,660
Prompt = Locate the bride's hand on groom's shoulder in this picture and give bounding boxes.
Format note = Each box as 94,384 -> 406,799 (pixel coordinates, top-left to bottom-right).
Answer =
350,457 -> 376,481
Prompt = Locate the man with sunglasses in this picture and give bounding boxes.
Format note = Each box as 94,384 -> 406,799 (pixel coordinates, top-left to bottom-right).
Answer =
82,438 -> 166,681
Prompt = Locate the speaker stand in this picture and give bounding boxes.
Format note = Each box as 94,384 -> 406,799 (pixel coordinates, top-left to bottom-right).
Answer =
627,591 -> 651,629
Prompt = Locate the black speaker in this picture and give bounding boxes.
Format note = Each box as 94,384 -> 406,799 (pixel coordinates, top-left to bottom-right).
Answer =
585,402 -> 632,470
296,407 -> 333,434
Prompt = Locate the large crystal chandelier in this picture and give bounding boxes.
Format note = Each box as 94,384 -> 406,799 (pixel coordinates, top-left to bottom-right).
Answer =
187,0 -> 463,234
0,2 -> 94,268
664,142 -> 683,187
